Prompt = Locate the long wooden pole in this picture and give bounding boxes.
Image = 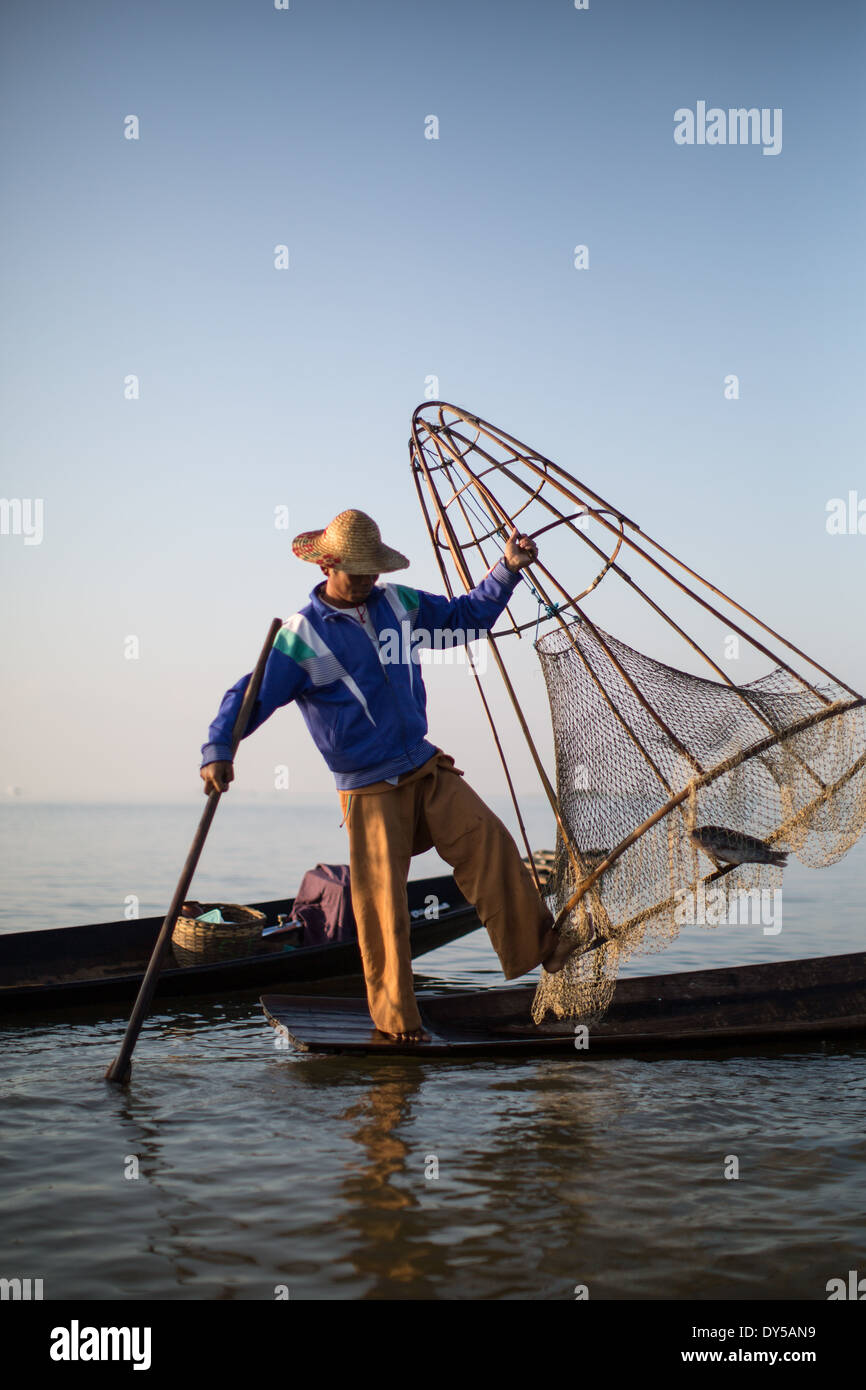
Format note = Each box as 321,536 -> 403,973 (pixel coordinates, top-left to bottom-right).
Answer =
409,466 -> 544,892
104,617 -> 283,1086
411,435 -> 592,886
417,404 -> 859,698
420,436 -> 829,794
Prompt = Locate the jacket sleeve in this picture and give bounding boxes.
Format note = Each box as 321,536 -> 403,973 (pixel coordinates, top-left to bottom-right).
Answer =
200,640 -> 312,766
412,556 -> 521,644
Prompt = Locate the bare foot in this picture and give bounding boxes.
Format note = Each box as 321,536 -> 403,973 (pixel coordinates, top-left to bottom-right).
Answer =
543,917 -> 610,970
379,1027 -> 431,1043
542,932 -> 583,974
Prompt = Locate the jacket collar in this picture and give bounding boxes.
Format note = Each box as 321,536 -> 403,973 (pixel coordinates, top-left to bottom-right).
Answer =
308,580 -> 387,621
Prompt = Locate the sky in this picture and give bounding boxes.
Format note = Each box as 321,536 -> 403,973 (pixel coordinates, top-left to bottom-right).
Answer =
1,0 -> 864,805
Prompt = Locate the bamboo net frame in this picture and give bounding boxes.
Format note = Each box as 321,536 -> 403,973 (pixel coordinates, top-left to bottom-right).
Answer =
408,401 -> 866,1021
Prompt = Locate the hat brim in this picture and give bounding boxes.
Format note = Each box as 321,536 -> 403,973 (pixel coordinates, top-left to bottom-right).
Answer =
292,529 -> 409,573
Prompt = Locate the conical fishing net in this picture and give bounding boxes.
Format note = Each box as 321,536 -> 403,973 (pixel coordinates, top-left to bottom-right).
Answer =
407,400 -> 866,1029
531,615 -> 866,1024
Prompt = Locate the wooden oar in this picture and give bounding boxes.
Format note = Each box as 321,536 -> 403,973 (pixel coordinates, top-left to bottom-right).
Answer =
105,616 -> 283,1086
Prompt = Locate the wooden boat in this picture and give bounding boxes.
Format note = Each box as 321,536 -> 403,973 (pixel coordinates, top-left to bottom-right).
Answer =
261,948 -> 866,1056
0,873 -> 478,1014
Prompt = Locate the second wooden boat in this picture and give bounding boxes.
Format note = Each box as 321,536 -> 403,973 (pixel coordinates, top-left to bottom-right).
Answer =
0,873 -> 478,1014
261,948 -> 866,1056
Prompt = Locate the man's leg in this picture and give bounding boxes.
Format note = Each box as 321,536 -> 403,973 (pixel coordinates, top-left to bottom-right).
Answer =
419,755 -> 556,979
338,784 -> 424,1036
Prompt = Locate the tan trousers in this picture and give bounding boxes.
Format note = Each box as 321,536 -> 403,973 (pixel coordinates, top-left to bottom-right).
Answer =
338,749 -> 555,1034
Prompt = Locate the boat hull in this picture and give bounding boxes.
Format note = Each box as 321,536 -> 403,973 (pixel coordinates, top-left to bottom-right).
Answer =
261,948 -> 866,1056
0,874 -> 478,1014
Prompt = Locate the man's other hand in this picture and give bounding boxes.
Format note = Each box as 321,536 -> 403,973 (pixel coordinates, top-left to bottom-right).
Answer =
200,761 -> 234,795
504,526 -> 538,572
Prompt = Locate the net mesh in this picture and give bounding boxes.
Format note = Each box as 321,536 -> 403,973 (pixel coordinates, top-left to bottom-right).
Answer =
531,616 -> 866,1024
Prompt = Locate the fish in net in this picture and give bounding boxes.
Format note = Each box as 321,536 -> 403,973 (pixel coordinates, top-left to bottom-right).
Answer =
408,401 -> 866,1029
531,616 -> 866,1024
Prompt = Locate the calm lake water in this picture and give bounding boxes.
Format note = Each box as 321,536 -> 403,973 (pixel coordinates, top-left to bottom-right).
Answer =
1,801 -> 865,1301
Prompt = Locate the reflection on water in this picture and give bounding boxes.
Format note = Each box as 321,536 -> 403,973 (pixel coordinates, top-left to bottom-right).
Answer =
3,992 -> 866,1300
1,807 -> 865,1299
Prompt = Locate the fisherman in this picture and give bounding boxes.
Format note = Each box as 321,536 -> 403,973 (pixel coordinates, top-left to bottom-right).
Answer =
200,508 -> 578,1042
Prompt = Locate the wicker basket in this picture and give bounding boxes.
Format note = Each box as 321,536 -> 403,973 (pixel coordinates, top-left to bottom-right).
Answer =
171,902 -> 267,967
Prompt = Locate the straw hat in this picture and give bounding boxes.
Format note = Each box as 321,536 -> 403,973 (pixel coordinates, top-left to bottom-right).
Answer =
292,508 -> 409,574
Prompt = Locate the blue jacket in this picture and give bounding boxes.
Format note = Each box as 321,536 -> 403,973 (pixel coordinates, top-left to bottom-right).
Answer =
201,556 -> 522,789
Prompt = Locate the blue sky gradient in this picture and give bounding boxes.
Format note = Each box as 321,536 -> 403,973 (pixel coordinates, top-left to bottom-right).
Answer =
2,0 -> 864,802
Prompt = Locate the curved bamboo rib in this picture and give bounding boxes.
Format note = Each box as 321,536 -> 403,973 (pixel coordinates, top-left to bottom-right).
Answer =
411,434 -> 592,886
410,465 -> 543,892
417,408 -> 852,802
419,416 -> 838,761
442,402 -> 848,693
415,402 -> 856,700
409,402 -> 865,963
414,435 -> 684,794
414,434 -> 696,770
